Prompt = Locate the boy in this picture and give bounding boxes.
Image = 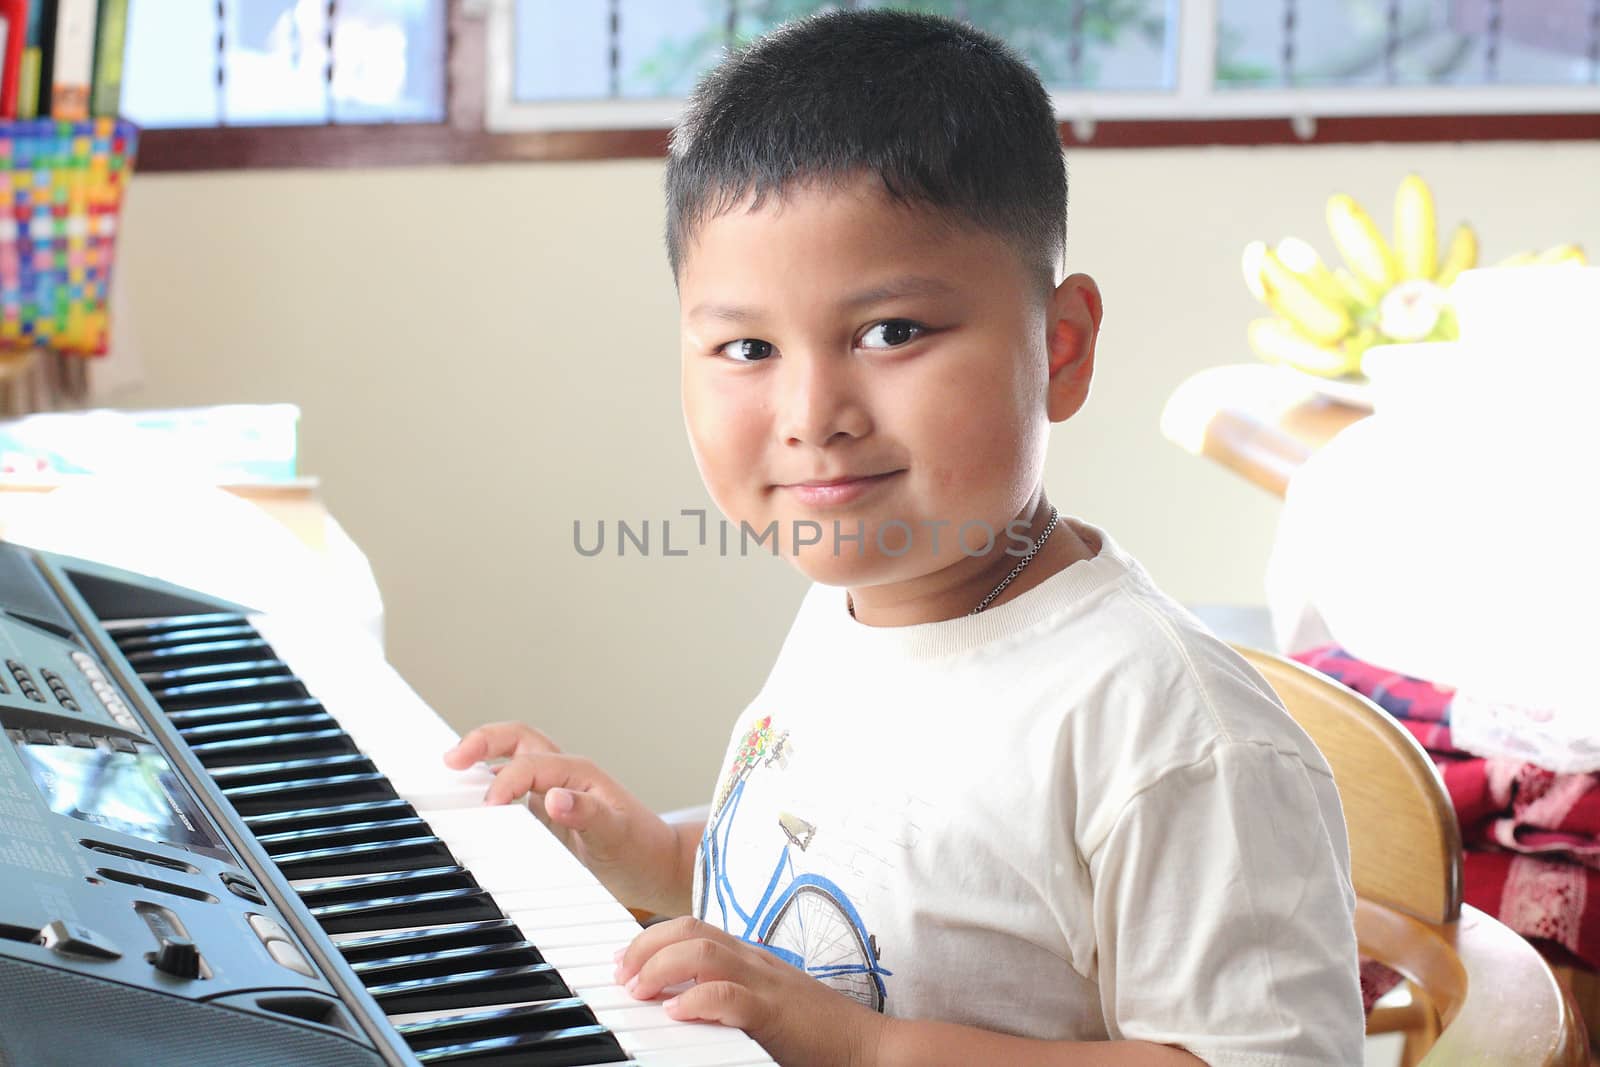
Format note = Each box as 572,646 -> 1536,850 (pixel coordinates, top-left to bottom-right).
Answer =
445,10 -> 1364,1066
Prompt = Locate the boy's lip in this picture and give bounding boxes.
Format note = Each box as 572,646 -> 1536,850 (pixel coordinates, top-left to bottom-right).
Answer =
784,472 -> 900,488
775,470 -> 903,507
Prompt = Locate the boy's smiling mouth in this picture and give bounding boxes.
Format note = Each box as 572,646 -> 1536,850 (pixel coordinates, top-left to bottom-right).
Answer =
775,470 -> 905,507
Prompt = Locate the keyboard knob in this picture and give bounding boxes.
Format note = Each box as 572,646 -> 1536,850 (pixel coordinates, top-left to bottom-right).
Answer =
151,937 -> 202,979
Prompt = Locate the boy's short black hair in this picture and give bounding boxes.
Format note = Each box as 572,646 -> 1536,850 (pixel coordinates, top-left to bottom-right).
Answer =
665,9 -> 1068,292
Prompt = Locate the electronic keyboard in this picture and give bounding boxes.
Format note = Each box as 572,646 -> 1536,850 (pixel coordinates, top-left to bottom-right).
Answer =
0,540 -> 774,1066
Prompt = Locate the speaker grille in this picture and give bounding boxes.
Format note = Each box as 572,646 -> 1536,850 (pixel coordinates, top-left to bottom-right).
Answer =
0,956 -> 387,1067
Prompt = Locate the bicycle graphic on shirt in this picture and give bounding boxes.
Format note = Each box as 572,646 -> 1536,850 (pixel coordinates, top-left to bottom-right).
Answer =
695,720 -> 891,1012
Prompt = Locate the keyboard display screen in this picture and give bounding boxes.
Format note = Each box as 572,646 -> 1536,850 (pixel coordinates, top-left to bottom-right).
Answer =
16,743 -> 221,851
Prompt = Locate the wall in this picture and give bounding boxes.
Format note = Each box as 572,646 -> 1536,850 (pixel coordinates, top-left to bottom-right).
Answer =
103,139 -> 1600,809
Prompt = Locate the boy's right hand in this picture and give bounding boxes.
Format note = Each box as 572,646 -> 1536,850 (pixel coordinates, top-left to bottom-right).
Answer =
442,723 -> 693,917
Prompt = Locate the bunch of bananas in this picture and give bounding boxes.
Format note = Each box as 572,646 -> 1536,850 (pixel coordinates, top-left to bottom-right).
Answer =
1242,174 -> 1587,379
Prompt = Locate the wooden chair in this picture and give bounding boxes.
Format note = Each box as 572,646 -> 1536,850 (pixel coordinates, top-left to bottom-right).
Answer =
1236,645 -> 1588,1067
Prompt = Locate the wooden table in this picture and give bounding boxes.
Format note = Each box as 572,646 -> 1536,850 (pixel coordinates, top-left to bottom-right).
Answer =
1159,364 -> 1369,497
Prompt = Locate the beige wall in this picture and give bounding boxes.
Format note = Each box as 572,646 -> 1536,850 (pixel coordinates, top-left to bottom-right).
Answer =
105,139 -> 1600,810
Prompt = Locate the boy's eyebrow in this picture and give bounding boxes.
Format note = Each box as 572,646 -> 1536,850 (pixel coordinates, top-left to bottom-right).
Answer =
687,275 -> 958,323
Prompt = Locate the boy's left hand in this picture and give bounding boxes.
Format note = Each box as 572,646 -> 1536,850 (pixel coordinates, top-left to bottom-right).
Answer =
614,916 -> 886,1067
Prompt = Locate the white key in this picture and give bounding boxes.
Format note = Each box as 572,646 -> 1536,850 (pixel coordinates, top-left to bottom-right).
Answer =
561,962 -> 626,988
575,984 -> 639,1011
631,1044 -> 774,1067
509,919 -> 643,949
619,1023 -> 758,1052
248,613 -> 776,1064
541,942 -> 637,968
488,883 -> 619,911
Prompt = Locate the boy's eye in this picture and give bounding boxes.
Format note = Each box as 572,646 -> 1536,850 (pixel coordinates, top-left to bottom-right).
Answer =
718,339 -> 775,362
859,320 -> 925,350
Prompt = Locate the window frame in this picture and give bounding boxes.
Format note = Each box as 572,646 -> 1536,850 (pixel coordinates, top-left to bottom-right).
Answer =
134,0 -> 1600,173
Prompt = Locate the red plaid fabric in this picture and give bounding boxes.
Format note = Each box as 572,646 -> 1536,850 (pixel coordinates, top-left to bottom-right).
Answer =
1293,645 -> 1600,973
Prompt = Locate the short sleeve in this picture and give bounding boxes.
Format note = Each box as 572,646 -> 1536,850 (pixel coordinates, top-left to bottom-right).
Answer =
1087,740 -> 1365,1067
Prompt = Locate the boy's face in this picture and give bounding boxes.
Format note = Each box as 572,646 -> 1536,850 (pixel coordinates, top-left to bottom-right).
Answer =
678,174 -> 1097,590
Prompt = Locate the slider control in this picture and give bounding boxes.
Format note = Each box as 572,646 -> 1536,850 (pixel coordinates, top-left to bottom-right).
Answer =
36,921 -> 121,961
151,936 -> 202,979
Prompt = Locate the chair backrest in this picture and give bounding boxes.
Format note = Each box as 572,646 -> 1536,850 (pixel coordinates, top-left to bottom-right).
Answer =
1234,646 -> 1462,924
1235,646 -> 1587,1066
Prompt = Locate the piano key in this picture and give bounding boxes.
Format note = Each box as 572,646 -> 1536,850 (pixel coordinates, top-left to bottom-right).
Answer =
271,835 -> 456,878
559,963 -> 629,989
631,1050 -> 772,1067
617,1023 -> 761,1053
109,611 -> 775,1064
392,998 -> 598,1043
311,888 -> 502,934
204,753 -> 376,786
121,637 -> 274,668
222,771 -> 397,813
241,797 -> 418,833
541,943 -> 639,970
177,711 -> 341,743
188,727 -> 361,764
365,962 -> 572,1014
349,940 -> 548,983
507,921 -> 643,951
293,864 -> 478,904
165,697 -> 325,727
335,919 -> 524,961
254,815 -> 434,849
411,1028 -> 633,1067
111,622 -> 259,652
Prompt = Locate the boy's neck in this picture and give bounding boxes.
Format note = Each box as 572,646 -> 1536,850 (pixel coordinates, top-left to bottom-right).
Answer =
846,502 -> 1100,628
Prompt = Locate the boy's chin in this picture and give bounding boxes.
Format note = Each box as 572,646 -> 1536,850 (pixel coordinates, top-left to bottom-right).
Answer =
783,548 -> 907,589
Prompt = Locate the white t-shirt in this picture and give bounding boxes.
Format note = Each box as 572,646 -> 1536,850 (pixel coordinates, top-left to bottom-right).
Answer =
692,518 -> 1365,1066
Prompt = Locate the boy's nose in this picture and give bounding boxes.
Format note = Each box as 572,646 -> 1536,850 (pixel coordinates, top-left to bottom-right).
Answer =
774,352 -> 871,446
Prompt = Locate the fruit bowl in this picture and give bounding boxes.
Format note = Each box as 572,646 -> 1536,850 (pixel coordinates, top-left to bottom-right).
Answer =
1241,175 -> 1585,389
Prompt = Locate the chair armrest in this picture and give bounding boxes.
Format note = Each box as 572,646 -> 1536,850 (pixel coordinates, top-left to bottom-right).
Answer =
1356,898 -> 1587,1066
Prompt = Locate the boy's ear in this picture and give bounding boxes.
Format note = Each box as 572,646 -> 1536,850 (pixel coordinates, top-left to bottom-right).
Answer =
1045,273 -> 1102,423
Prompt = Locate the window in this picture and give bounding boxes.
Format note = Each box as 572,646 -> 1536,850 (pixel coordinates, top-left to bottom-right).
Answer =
121,0 -> 448,129
487,0 -> 1600,137
126,0 -> 1600,170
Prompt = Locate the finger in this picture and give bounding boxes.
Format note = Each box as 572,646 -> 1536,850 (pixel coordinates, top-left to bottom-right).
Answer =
444,722 -> 559,769
662,980 -> 767,1034
626,937 -> 761,1001
615,917 -> 744,985
541,786 -> 622,842
481,751 -> 596,806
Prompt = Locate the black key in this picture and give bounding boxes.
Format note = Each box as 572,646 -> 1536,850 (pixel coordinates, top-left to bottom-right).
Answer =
397,1001 -> 611,1056
242,798 -> 417,834
144,675 -> 308,711
336,919 -> 524,963
121,638 -> 274,669
310,888 -> 501,934
187,728 -> 360,766
296,866 -> 476,908
221,772 -> 396,814
112,623 -> 259,654
164,697 -> 324,728
366,962 -> 571,1014
109,737 -> 138,754
66,733 -> 94,748
178,712 -> 340,744
104,612 -> 247,635
206,753 -> 376,788
256,816 -> 433,851
272,836 -> 455,878
410,1025 -> 628,1067
24,728 -> 54,745
137,658 -> 291,687
349,939 -> 546,983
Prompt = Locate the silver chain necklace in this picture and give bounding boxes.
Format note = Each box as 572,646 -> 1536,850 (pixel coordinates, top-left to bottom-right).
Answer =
847,506 -> 1061,619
